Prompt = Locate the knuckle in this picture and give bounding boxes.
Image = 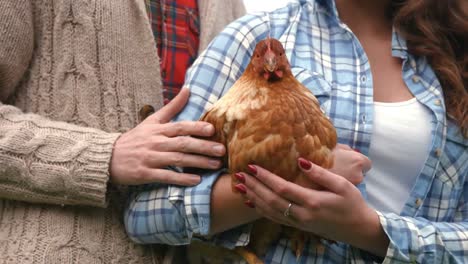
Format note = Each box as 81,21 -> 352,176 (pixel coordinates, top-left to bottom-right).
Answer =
141,151 -> 152,164
149,124 -> 163,136
247,182 -> 257,193
157,173 -> 170,183
171,153 -> 185,166
276,185 -> 288,196
153,136 -> 168,150
299,212 -> 315,223
177,137 -> 190,152
172,122 -> 184,135
306,199 -> 320,210
355,158 -> 366,168
264,196 -> 276,205
134,166 -> 148,182
336,179 -> 350,193
152,116 -> 162,124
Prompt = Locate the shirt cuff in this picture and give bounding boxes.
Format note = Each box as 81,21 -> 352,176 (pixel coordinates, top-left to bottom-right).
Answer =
207,224 -> 252,249
171,169 -> 226,238
179,169 -> 253,249
376,211 -> 415,263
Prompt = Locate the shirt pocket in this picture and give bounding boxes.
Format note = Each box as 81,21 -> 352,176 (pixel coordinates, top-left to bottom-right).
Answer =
437,123 -> 468,185
430,124 -> 467,221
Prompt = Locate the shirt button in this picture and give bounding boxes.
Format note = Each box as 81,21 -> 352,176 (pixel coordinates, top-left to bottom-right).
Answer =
434,99 -> 441,106
360,75 -> 367,83
415,198 -> 423,207
434,148 -> 442,157
361,114 -> 367,124
410,59 -> 417,69
412,75 -> 420,83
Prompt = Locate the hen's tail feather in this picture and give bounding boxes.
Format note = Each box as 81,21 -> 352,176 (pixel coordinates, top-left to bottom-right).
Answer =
139,104 -> 155,122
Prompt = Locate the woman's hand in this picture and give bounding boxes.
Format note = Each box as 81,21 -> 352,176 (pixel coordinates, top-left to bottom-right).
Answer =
329,144 -> 372,185
110,89 -> 226,186
238,158 -> 389,256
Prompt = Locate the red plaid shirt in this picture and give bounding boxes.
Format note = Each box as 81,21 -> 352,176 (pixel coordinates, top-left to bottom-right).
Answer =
146,0 -> 200,104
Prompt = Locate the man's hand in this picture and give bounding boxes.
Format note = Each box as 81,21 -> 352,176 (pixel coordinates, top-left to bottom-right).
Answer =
110,89 -> 225,186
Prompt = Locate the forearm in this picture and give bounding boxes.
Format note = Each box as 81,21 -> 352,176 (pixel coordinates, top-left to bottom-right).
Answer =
346,209 -> 389,257
0,104 -> 120,207
209,174 -> 260,235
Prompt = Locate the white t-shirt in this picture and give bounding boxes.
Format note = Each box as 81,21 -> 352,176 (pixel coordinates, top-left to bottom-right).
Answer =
365,98 -> 433,214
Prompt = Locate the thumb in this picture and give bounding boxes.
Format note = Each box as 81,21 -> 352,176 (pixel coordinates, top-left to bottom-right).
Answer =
151,88 -> 190,123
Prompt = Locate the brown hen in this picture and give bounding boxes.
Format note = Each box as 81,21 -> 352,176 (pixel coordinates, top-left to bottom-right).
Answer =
199,38 -> 337,264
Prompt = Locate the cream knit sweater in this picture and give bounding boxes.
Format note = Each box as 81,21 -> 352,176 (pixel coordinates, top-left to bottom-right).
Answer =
0,0 -> 244,263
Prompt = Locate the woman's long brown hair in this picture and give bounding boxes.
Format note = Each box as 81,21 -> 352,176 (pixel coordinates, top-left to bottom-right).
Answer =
391,0 -> 468,137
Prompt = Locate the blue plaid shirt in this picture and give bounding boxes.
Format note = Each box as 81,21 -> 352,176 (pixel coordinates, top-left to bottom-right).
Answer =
125,0 -> 468,263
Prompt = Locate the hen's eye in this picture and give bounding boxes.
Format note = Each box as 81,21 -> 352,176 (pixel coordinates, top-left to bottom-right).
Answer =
256,54 -> 260,58
279,52 -> 283,56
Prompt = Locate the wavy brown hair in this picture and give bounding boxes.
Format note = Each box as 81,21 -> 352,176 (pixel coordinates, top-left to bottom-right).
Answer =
390,0 -> 468,137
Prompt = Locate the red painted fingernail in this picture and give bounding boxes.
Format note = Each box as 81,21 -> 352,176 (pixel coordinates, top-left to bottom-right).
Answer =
247,165 -> 257,175
244,200 -> 255,208
298,158 -> 312,170
235,173 -> 245,183
235,184 -> 247,194
353,148 -> 361,153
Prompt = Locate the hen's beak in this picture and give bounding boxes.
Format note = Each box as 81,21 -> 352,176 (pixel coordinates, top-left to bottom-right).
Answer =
264,51 -> 277,72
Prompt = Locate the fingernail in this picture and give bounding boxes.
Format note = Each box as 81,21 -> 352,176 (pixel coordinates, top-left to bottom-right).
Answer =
234,173 -> 245,183
244,200 -> 255,208
247,165 -> 257,175
204,124 -> 214,134
235,184 -> 247,194
212,145 -> 225,156
298,158 -> 312,170
209,160 -> 221,169
190,176 -> 201,184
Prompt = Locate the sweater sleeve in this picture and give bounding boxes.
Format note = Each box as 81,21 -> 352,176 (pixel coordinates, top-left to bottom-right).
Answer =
0,104 -> 121,207
0,1 -> 120,208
